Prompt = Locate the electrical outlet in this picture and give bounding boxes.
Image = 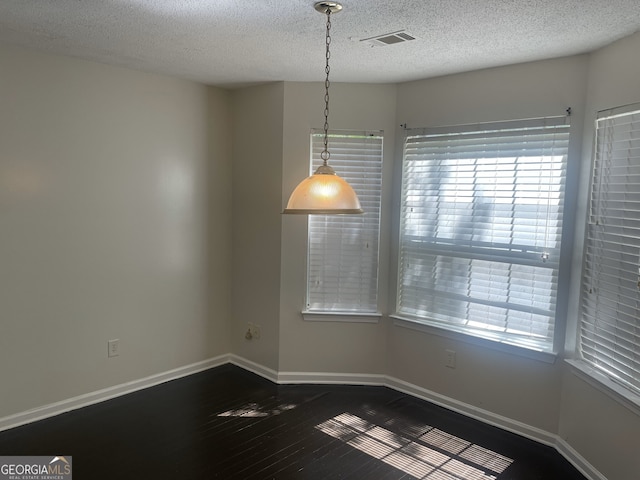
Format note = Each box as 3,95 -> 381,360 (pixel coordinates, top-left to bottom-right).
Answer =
247,323 -> 261,340
252,324 -> 261,340
445,349 -> 456,368
108,339 -> 120,358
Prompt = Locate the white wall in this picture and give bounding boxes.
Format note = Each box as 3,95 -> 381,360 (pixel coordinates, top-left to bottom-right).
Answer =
0,44 -> 232,419
279,82 -> 397,375
390,56 -> 589,435
559,31 -> 640,480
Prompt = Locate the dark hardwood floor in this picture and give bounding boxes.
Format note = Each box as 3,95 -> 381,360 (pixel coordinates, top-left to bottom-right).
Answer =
0,364 -> 587,479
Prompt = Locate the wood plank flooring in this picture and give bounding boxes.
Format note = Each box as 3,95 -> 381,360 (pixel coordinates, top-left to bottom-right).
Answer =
0,364 -> 588,479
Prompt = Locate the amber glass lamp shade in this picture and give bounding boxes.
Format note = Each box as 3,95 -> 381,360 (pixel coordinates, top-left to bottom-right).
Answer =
283,164 -> 363,215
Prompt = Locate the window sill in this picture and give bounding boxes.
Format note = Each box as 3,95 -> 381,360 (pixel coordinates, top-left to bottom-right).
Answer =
302,311 -> 382,323
564,359 -> 640,416
391,315 -> 557,364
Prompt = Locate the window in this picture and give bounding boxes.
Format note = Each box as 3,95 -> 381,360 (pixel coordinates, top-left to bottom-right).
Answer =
305,130 -> 383,315
580,104 -> 640,396
396,117 -> 570,352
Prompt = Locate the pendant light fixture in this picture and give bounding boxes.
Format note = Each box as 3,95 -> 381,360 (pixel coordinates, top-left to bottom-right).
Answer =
283,2 -> 364,215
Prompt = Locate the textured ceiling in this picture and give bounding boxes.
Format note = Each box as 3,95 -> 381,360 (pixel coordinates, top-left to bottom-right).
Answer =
1,0 -> 639,88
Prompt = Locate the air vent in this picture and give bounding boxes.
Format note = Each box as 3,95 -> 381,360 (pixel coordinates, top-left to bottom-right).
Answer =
361,30 -> 416,47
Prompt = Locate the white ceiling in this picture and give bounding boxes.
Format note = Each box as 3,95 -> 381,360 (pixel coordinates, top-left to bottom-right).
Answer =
1,0 -> 639,88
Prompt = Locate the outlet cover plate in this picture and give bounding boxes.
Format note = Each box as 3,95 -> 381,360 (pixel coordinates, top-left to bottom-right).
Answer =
108,339 -> 120,357
445,349 -> 456,368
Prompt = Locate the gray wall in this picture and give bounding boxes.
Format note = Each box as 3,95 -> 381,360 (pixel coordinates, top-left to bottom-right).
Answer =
279,82 -> 397,375
231,83 -> 284,371
389,55 -> 589,436
559,31 -> 640,480
0,44 -> 232,419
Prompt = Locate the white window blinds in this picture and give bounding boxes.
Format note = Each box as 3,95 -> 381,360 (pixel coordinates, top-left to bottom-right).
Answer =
306,131 -> 383,313
580,104 -> 640,395
397,117 -> 570,351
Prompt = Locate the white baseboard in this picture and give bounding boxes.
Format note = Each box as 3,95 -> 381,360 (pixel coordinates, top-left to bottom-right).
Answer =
236,360 -> 603,480
384,375 -> 557,447
0,356 -> 606,480
277,371 -> 385,385
556,438 -> 608,480
228,354 -> 279,383
0,354 -> 230,433
275,371 -> 556,445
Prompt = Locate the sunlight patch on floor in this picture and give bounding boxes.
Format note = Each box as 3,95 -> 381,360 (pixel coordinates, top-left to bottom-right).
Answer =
217,402 -> 297,417
316,412 -> 513,479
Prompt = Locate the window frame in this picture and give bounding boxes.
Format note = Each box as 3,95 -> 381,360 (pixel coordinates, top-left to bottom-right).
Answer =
303,129 -> 384,322
576,102 -> 640,403
393,116 -> 571,354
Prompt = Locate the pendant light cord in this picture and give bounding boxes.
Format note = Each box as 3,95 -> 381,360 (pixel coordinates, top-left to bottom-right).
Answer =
322,8 -> 332,167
